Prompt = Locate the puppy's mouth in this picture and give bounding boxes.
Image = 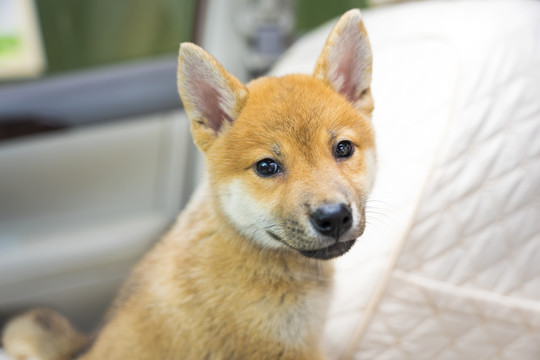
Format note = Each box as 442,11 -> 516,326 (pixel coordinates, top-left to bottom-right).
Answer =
298,239 -> 356,260
267,230 -> 358,260
266,211 -> 365,260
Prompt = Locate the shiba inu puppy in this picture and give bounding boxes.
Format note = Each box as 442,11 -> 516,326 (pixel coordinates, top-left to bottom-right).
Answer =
2,9 -> 375,360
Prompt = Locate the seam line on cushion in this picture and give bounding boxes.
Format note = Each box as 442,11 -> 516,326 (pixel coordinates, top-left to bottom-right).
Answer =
341,36 -> 464,360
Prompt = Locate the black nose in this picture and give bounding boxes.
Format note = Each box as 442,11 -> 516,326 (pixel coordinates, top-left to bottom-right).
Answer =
310,203 -> 353,239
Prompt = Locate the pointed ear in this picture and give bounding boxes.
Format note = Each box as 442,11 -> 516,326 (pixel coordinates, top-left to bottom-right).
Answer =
177,43 -> 248,152
313,9 -> 372,112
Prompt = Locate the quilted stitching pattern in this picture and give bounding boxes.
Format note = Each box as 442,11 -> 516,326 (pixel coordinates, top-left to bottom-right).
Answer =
351,1 -> 540,358
397,67 -> 540,300
354,272 -> 540,360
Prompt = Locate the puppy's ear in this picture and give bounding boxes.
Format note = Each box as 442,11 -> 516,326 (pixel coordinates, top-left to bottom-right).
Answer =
313,9 -> 373,113
177,43 -> 248,152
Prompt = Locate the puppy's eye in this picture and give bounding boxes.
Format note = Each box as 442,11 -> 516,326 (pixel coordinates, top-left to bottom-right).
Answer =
335,140 -> 354,158
255,158 -> 280,177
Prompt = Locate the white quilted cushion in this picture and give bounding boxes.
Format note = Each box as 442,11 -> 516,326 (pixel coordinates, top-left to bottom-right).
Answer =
271,0 -> 540,359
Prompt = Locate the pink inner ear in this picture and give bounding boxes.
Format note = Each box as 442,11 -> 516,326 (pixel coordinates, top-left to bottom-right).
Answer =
335,49 -> 358,103
326,18 -> 370,104
194,81 -> 232,133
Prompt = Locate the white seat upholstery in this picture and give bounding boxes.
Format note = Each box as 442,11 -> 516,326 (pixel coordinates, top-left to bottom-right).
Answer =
272,1 -> 540,359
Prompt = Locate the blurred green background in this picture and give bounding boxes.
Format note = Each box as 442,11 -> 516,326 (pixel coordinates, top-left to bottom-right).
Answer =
35,0 -> 198,74
296,0 -> 368,34
33,0 -> 368,76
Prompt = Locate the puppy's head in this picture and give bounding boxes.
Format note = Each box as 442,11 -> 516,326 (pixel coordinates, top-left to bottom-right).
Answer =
178,10 -> 375,260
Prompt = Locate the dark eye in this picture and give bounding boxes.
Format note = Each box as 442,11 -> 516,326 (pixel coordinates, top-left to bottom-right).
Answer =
255,158 -> 280,177
335,140 -> 354,158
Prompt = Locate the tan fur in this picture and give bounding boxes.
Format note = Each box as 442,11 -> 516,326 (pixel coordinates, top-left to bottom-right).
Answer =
2,309 -> 88,360
2,9 -> 375,360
